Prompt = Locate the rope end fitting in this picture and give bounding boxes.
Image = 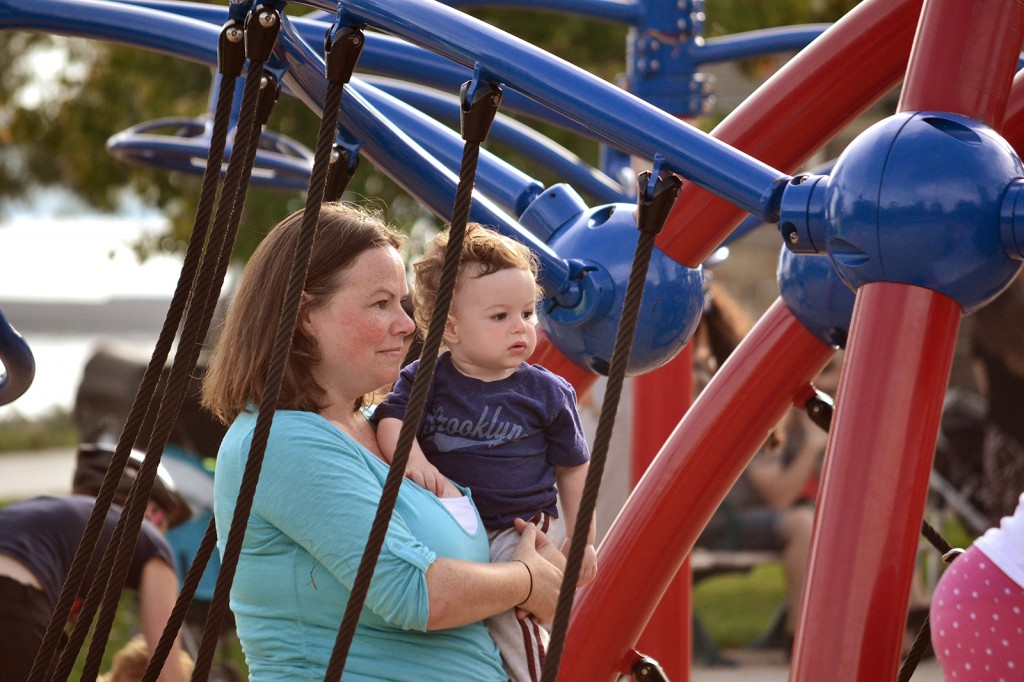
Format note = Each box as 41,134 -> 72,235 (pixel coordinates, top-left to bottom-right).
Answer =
324,25 -> 365,85
459,64 -> 503,143
254,71 -> 280,126
636,155 -> 682,236
244,3 -> 282,63
218,19 -> 246,78
325,142 -> 361,202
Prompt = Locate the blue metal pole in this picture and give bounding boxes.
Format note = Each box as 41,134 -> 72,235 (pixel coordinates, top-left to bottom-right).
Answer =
692,25 -> 830,65
368,78 -> 628,205
338,0 -> 790,221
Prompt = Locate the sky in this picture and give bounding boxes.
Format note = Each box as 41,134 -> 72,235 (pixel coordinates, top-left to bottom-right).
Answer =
0,195 -> 184,302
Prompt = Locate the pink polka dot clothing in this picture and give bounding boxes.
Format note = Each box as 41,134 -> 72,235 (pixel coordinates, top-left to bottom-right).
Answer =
931,494 -> 1024,681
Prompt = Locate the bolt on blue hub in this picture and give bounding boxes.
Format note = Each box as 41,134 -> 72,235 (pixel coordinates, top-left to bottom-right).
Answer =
780,111 -> 1024,313
523,185 -> 704,375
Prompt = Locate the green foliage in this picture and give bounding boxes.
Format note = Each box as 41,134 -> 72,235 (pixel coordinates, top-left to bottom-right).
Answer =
0,407 -> 78,451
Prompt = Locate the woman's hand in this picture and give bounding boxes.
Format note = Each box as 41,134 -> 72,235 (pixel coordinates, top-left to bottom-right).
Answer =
509,520 -> 564,624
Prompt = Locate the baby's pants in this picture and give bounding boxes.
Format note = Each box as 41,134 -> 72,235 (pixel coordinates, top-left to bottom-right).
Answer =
485,513 -> 564,682
931,546 -> 1024,681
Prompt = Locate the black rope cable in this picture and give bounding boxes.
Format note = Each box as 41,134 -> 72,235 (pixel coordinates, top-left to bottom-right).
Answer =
896,520 -> 963,682
53,16 -> 278,680
541,169 -> 682,682
25,22 -> 247,682
182,19 -> 366,682
62,60 -> 276,682
323,77 -> 502,682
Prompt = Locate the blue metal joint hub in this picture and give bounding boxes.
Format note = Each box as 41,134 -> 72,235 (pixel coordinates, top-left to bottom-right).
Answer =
795,111 -> 1023,312
536,199 -> 705,376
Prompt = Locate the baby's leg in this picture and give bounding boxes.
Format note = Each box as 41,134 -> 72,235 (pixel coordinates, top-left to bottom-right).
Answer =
485,524 -> 550,682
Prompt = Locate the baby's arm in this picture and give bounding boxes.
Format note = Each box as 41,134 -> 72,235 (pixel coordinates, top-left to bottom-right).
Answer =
555,462 -> 598,586
376,417 -> 459,497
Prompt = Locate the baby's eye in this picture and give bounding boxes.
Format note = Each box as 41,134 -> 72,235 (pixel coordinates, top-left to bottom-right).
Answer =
492,312 -> 507,321
523,310 -> 534,321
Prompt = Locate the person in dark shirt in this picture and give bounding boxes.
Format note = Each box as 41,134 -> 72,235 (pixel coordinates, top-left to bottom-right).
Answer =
0,444 -> 192,682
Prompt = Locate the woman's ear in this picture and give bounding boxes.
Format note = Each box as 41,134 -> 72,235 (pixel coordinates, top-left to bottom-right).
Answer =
298,292 -> 313,329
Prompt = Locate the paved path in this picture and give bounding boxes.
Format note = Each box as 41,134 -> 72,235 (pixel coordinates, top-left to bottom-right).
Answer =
0,446 -> 77,499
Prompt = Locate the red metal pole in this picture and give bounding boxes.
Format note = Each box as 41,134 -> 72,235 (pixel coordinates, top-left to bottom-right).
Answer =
793,3 -> 1024,679
791,284 -> 960,681
531,331 -> 599,397
658,0 -> 923,268
561,300 -> 833,679
630,346 -> 693,680
898,0 -> 1022,128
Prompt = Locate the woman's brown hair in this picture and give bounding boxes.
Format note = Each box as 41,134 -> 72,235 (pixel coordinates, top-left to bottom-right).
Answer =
201,203 -> 405,423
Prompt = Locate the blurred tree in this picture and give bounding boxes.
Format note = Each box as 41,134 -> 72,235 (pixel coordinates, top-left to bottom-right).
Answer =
0,1 -> 860,261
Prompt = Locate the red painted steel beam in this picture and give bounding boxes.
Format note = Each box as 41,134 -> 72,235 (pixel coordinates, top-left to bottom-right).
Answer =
1000,70 -> 1024,153
531,331 -> 598,397
657,0 -> 924,268
629,347 -> 693,681
898,0 -> 1024,127
562,300 -> 833,680
792,284 -> 960,681
793,2 -> 1024,678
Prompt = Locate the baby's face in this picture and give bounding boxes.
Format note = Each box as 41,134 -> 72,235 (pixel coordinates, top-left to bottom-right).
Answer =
445,265 -> 539,381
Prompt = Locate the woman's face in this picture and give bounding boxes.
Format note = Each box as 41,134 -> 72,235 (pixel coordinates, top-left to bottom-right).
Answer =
303,246 -> 414,407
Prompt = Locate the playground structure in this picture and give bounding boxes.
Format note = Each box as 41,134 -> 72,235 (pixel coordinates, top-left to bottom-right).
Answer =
2,0 -> 1023,680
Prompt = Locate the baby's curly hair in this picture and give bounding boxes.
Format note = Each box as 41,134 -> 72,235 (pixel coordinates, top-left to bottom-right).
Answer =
412,223 -> 540,333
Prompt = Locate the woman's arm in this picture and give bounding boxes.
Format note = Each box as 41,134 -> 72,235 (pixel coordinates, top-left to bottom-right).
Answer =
425,523 -> 562,629
137,558 -> 191,682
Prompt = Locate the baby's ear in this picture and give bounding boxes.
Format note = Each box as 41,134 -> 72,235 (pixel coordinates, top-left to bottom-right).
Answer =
442,315 -> 458,346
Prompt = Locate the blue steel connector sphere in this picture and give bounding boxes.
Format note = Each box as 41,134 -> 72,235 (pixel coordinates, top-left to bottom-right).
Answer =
777,246 -> 855,349
535,200 -> 705,376
821,111 -> 1023,313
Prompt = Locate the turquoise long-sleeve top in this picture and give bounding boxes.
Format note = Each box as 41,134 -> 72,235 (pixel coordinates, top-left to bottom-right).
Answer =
213,408 -> 506,681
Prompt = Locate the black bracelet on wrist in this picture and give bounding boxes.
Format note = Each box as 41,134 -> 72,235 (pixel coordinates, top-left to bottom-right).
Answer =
512,559 -> 533,606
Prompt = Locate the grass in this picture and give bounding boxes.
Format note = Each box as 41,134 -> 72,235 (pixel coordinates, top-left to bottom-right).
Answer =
693,562 -> 788,649
0,408 -> 79,452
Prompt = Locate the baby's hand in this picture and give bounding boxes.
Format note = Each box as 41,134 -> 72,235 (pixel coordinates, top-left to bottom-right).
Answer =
559,538 -> 598,587
405,461 -> 459,497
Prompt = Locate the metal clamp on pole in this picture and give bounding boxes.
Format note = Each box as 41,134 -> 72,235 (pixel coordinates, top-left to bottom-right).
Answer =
804,388 -> 834,433
324,25 -> 365,84
325,142 -> 361,202
244,3 -> 282,63
631,654 -> 669,681
636,157 -> 682,236
459,64 -> 503,143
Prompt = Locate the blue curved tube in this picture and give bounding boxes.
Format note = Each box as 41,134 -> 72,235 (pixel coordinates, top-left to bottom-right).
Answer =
366,78 -> 628,205
693,25 -> 830,65
336,0 -> 790,220
0,311 -> 35,407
